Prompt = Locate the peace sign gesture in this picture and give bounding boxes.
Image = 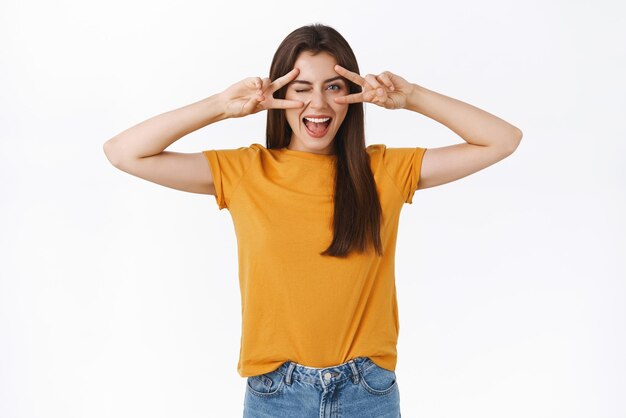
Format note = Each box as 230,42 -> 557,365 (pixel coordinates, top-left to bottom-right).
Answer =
333,65 -> 414,110
219,68 -> 304,119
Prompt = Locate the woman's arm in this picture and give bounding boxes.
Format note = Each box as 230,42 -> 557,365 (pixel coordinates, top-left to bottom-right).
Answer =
103,93 -> 227,165
102,70 -> 304,195
406,84 -> 522,151
101,94 -> 228,195
404,83 -> 522,190
333,65 -> 523,191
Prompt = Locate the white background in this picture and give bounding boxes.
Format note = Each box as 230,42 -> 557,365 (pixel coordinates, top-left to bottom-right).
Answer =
1,0 -> 625,417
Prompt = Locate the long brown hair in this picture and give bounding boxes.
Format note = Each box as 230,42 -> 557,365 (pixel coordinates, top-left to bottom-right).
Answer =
266,23 -> 383,258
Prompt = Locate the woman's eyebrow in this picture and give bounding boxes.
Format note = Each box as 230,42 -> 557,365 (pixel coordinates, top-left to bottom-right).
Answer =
291,76 -> 346,85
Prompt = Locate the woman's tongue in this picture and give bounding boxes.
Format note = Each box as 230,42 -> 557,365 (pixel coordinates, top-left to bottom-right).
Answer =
304,119 -> 330,135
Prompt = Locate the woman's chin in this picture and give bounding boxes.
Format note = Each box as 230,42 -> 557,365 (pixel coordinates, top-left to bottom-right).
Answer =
292,134 -> 336,154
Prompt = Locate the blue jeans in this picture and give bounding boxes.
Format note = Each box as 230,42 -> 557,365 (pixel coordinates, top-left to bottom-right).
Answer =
243,356 -> 401,417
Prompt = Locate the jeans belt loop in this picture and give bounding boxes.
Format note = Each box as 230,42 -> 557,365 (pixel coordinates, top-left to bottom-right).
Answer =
348,359 -> 360,384
285,362 -> 296,386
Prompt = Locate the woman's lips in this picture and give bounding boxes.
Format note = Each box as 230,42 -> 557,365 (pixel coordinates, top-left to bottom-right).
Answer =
302,118 -> 331,138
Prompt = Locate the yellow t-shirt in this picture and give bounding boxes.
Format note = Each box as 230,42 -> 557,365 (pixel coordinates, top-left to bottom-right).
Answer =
202,143 -> 427,377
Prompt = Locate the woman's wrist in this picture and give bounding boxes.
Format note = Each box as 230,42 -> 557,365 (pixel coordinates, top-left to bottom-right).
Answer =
404,83 -> 426,113
202,92 -> 230,123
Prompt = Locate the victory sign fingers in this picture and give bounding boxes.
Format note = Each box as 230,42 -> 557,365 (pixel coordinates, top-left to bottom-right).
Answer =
332,64 -> 411,110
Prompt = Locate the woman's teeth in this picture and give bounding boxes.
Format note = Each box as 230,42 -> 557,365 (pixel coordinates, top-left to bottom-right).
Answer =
304,117 -> 330,123
303,117 -> 331,137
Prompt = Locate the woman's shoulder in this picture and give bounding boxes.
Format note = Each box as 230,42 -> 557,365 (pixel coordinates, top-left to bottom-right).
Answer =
366,143 -> 386,154
366,143 -> 386,163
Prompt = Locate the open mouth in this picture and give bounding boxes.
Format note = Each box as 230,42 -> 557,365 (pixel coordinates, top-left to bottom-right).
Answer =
302,117 -> 332,138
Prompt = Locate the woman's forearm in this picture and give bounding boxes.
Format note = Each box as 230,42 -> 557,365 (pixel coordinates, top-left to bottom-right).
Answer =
103,93 -> 227,163
404,83 -> 522,149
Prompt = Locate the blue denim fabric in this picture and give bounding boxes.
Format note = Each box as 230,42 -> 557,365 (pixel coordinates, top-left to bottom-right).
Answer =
243,356 -> 401,417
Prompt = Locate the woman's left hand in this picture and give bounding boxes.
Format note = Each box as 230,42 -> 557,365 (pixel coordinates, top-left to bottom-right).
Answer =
333,65 -> 414,110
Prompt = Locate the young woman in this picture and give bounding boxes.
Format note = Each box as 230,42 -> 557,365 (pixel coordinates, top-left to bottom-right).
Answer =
103,23 -> 522,418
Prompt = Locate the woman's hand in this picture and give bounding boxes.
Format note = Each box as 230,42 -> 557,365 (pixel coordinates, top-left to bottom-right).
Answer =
333,65 -> 415,110
219,68 -> 304,118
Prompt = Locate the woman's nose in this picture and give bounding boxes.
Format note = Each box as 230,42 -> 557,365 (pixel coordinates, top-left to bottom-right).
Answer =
309,88 -> 327,108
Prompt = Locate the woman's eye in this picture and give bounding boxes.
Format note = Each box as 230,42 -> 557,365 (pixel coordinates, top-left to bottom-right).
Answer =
294,85 -> 342,93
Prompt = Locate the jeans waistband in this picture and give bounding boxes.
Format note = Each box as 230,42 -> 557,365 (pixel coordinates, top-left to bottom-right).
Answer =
274,356 -> 374,386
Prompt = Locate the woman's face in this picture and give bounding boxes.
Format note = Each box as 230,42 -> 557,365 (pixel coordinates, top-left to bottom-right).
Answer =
283,50 -> 349,155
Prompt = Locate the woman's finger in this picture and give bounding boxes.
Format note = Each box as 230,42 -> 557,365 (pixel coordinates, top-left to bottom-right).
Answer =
267,68 -> 300,95
241,95 -> 260,116
257,77 -> 272,95
334,92 -> 365,104
377,72 -> 394,91
364,74 -> 382,89
334,64 -> 366,87
377,88 -> 388,103
364,74 -> 388,103
256,76 -> 276,96
365,88 -> 383,103
269,98 -> 304,109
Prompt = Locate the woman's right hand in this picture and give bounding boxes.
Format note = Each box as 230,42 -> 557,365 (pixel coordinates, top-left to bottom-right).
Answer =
219,68 -> 304,119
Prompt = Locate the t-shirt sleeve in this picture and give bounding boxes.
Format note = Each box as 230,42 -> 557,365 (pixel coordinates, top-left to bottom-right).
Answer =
202,146 -> 258,210
381,145 -> 428,204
